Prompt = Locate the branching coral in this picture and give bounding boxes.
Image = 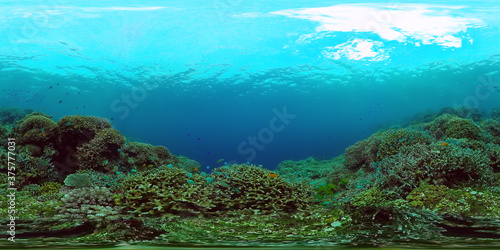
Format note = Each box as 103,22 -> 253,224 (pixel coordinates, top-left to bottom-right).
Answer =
40,182 -> 63,195
75,128 -> 125,172
14,113 -> 57,146
378,128 -> 432,159
57,187 -> 119,222
64,173 -> 92,188
276,156 -> 338,186
424,114 -> 453,139
116,166 -> 213,216
208,164 -> 314,214
444,117 -> 481,140
375,143 -> 493,196
344,134 -> 382,171
120,142 -> 175,171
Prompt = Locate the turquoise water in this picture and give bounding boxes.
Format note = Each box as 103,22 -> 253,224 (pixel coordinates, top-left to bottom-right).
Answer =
2,0 -> 499,168
1,0 -> 500,248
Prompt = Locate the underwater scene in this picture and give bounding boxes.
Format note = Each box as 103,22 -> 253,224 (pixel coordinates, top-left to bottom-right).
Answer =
1,0 -> 500,249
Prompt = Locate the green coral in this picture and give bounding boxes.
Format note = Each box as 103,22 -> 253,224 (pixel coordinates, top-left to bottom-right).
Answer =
276,156 -> 341,186
75,128 -> 125,172
316,183 -> 338,197
425,114 -> 454,139
344,134 -> 382,170
14,113 -> 57,146
39,181 -> 62,195
175,155 -> 201,173
0,107 -> 33,125
444,117 -> 481,140
345,128 -> 432,171
376,142 -> 493,196
491,107 -> 500,120
16,149 -> 57,185
22,184 -> 41,196
120,142 -> 175,171
208,164 -> 314,214
434,188 -> 500,217
64,173 -> 92,188
116,166 -> 212,216
406,183 -> 449,208
378,128 -> 432,159
57,187 -> 119,222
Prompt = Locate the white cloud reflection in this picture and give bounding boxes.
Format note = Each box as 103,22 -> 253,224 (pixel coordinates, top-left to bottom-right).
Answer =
272,4 -> 483,51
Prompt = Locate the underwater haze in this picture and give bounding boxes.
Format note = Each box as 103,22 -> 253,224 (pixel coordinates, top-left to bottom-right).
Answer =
2,0 -> 500,248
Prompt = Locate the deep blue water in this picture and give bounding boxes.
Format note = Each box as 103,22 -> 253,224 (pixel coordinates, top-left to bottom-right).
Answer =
1,0 -> 500,169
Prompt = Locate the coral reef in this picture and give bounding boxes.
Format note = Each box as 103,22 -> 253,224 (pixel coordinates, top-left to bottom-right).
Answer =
444,117 -> 481,140
1,107 -> 500,245
491,107 -> 500,120
120,142 -> 175,171
208,164 -> 314,214
378,128 -> 431,158
13,112 -> 57,146
75,128 -> 125,172
64,173 -> 92,188
344,134 -> 381,170
115,166 -> 212,216
0,107 -> 33,125
57,187 -> 119,222
275,156 -> 340,186
376,142 -> 493,195
40,182 -> 63,195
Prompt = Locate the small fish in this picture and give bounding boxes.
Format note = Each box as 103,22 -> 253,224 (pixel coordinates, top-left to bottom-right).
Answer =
441,142 -> 448,146
110,117 -> 114,120
58,100 -> 62,103
42,134 -> 46,137
65,121 -> 71,126
102,160 -> 109,165
147,164 -> 154,168
49,86 -> 53,89
224,172 -> 229,178
187,179 -> 195,184
149,156 -> 155,161
142,164 -> 146,167
131,169 -> 137,173
217,159 -> 224,163
167,164 -> 173,168
268,173 -> 279,178
220,182 -> 229,187
193,168 -> 198,171
187,173 -> 193,178
215,171 -> 223,175
205,177 -> 214,184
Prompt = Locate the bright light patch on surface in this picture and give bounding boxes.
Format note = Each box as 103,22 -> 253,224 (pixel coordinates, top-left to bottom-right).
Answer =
322,39 -> 387,61
271,4 -> 483,48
